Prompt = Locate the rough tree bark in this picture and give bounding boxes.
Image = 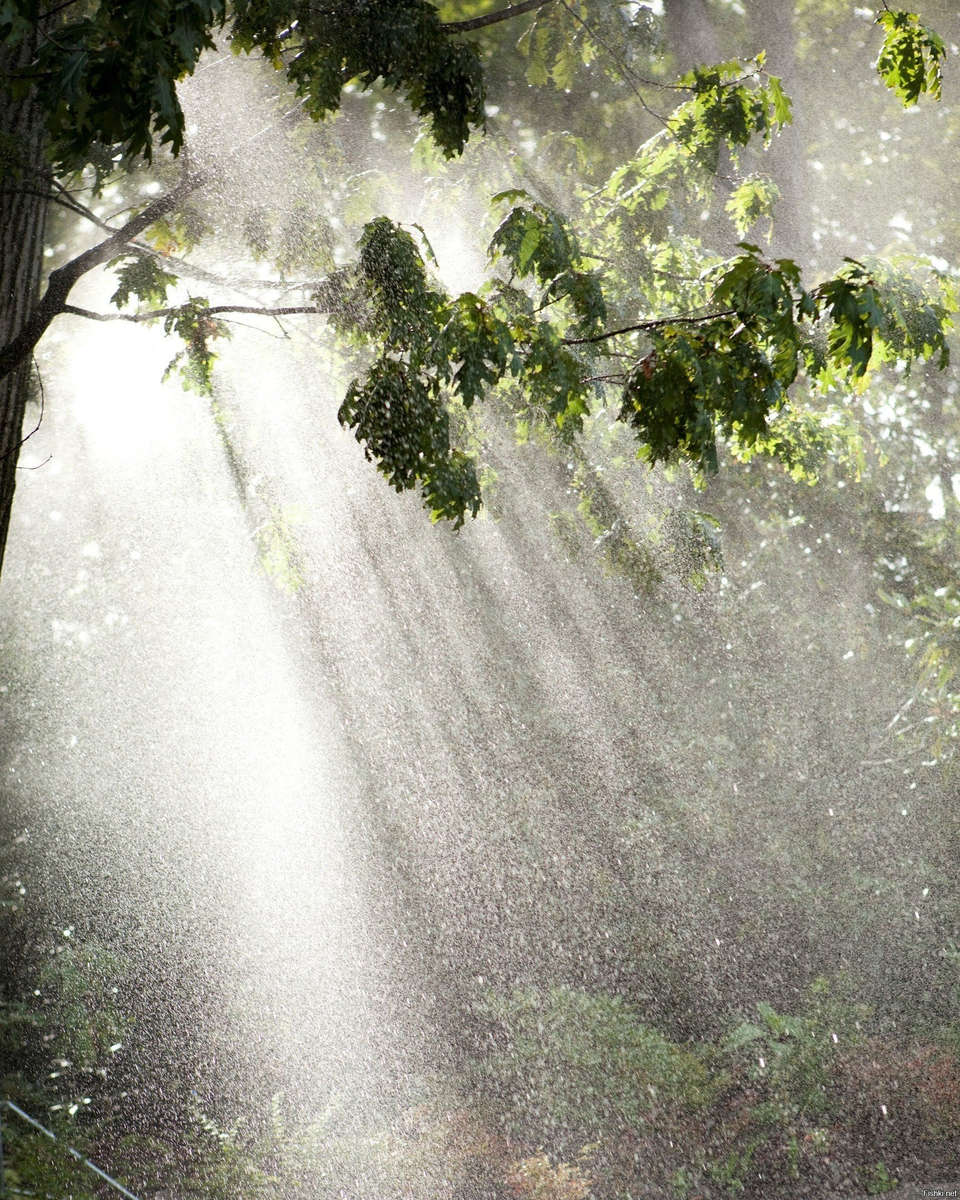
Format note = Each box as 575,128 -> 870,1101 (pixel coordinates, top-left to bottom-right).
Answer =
0,40 -> 48,571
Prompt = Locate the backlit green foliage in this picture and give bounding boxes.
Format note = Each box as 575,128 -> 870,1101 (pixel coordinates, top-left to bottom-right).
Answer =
515,0 -> 660,89
815,256 -> 953,384
596,57 -> 791,228
108,250 -> 178,310
673,57 -> 792,172
875,8 -> 946,106
335,217 -> 483,527
143,205 -> 209,256
729,402 -> 866,485
335,174 -> 954,522
253,504 -> 306,595
0,0 -> 486,170
725,175 -> 781,238
7,0 -> 956,542
489,191 -> 606,334
230,0 -> 485,157
161,297 -> 230,394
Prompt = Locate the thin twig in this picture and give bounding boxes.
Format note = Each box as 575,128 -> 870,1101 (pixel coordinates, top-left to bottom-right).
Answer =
5,162 -> 122,233
1,358 -> 45,465
557,0 -> 671,128
10,186 -> 120,233
216,317 -> 290,338
36,23 -> 70,51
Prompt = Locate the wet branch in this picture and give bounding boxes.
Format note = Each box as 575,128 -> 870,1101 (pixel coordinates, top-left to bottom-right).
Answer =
6,185 -> 120,234
125,243 -> 323,295
562,309 -> 738,345
62,302 -> 327,323
441,0 -> 553,33
0,173 -> 205,384
59,300 -> 740,356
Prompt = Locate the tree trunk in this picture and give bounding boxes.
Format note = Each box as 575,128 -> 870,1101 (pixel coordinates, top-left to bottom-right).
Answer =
0,43 -> 49,571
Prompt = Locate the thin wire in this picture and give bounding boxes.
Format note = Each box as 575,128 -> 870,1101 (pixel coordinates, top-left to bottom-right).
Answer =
1,1102 -> 143,1200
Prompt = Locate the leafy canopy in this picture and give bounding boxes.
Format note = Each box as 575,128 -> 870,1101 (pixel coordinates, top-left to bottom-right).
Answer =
0,0 -> 486,169
79,36 -> 955,527
2,1 -> 956,532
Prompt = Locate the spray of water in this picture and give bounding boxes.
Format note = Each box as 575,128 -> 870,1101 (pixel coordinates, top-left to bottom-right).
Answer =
2,25 -> 959,1200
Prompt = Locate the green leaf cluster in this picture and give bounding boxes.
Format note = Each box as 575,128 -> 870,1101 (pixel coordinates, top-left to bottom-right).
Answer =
489,191 -> 606,335
336,200 -> 610,526
230,0 -> 485,158
2,0 -> 228,166
816,256 -> 954,384
334,176 -> 955,523
108,249 -> 178,310
875,9 -> 946,106
617,249 -> 801,474
143,204 -> 208,256
729,402 -> 866,485
594,58 -> 791,252
336,218 -> 484,527
474,985 -> 712,1137
615,247 -> 952,478
274,202 -> 335,277
725,174 -> 781,238
515,0 -> 660,89
672,58 -> 792,173
723,978 -> 871,1124
1,0 -> 487,172
161,296 -> 230,394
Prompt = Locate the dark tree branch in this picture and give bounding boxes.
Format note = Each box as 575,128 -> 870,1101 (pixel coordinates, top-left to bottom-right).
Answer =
121,242 -> 319,294
563,309 -> 739,345
441,0 -> 553,33
14,162 -> 321,294
0,173 -> 205,383
59,298 -> 739,360
40,0 -> 82,21
62,302 -> 326,323
6,157 -> 125,232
